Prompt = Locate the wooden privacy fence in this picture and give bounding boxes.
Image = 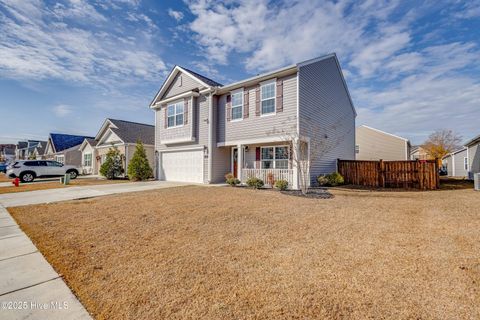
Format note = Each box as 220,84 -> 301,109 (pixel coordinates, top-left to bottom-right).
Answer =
337,159 -> 440,190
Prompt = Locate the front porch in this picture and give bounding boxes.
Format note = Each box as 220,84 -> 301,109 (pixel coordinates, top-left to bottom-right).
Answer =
229,142 -> 299,189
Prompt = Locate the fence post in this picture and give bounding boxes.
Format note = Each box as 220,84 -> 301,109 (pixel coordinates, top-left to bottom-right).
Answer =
379,159 -> 385,188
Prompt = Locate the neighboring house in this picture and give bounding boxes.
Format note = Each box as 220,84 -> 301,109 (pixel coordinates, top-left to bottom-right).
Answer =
0,144 -> 16,162
44,133 -> 94,167
355,125 -> 410,161
464,134 -> 480,179
442,147 -> 468,178
410,145 -> 430,160
149,53 -> 356,188
78,119 -> 155,176
15,140 -> 46,160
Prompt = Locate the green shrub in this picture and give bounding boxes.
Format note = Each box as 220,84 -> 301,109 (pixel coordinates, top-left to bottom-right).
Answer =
274,179 -> 288,191
327,172 -> 344,186
127,141 -> 153,181
226,177 -> 240,186
224,172 -> 234,181
246,177 -> 264,189
317,172 -> 345,186
100,145 -> 124,179
317,175 -> 329,186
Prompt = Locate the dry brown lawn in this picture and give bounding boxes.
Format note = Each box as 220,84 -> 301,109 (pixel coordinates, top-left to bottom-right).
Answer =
9,186 -> 480,319
0,173 -> 10,182
0,178 -> 130,194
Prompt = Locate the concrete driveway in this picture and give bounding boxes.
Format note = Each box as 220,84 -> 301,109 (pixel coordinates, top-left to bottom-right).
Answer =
0,181 -> 188,207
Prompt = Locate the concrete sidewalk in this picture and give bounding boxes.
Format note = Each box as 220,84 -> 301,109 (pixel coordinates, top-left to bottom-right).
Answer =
0,181 -> 188,207
0,205 -> 92,319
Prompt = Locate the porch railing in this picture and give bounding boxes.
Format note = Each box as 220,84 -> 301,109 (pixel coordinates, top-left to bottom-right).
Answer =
241,168 -> 294,187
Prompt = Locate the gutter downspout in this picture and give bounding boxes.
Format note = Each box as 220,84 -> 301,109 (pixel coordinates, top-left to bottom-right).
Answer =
207,89 -> 217,183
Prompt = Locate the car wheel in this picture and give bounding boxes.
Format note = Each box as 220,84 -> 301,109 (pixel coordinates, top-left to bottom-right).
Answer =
20,172 -> 35,183
67,170 -> 78,179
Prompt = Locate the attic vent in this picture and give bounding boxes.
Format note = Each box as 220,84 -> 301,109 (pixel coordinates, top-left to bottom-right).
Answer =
178,76 -> 182,87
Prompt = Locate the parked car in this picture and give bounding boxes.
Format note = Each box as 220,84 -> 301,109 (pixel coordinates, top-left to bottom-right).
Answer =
6,160 -> 79,183
439,167 -> 448,176
0,162 -> 6,173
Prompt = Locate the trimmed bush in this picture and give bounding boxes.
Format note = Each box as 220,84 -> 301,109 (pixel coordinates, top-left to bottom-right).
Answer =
327,172 -> 344,186
224,172 -> 234,180
318,172 -> 344,186
317,175 -> 329,186
100,145 -> 124,180
226,177 -> 240,186
246,177 -> 264,189
127,141 -> 153,181
274,179 -> 288,191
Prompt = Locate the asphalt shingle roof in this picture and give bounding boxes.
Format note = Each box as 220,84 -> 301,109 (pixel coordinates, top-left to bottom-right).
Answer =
180,66 -> 223,87
108,119 -> 155,145
84,138 -> 98,147
50,133 -> 94,152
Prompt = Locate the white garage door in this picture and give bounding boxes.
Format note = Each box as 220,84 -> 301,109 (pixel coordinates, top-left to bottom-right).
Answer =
161,150 -> 204,183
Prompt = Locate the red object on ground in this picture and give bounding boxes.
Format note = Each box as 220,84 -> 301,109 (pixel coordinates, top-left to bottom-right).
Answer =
12,177 -> 19,187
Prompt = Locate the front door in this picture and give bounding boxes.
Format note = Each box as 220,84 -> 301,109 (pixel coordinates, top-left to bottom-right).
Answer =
232,148 -> 238,178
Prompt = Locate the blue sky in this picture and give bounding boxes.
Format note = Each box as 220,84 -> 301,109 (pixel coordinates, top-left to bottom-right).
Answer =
0,0 -> 479,145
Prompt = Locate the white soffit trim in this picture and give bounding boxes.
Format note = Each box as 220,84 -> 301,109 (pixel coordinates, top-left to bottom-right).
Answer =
217,135 -> 290,147
150,66 -> 212,107
95,119 -> 114,141
151,91 -> 200,109
217,66 -> 297,94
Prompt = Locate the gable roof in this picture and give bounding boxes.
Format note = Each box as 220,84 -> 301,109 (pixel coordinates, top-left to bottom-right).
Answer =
17,141 -> 28,149
49,133 -> 94,153
443,147 -> 467,159
150,66 -> 222,107
464,133 -> 480,147
108,119 -> 155,145
179,67 -> 222,87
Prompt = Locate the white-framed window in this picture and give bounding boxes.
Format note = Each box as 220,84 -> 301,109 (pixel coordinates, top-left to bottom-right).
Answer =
55,155 -> 65,164
167,102 -> 184,128
261,146 -> 289,169
260,80 -> 275,115
464,157 -> 468,170
84,153 -> 92,167
231,89 -> 243,120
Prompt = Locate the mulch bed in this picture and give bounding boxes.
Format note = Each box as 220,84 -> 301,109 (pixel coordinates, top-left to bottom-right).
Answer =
281,188 -> 334,199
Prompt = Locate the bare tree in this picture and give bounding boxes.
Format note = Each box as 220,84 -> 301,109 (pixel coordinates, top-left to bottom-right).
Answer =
267,115 -> 352,195
422,129 -> 462,164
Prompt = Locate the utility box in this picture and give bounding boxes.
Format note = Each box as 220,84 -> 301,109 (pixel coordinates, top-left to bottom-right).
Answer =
60,174 -> 71,185
475,173 -> 480,191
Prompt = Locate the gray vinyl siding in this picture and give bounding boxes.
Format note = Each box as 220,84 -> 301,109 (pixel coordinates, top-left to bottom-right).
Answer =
468,142 -> 480,177
159,98 -> 195,143
298,56 -> 356,179
161,72 -> 206,100
155,93 -> 210,183
217,73 -> 298,144
445,149 -> 468,177
355,126 -> 408,161
211,96 -> 231,182
453,149 -> 468,177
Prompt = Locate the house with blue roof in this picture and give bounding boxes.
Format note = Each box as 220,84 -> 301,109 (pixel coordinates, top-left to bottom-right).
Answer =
44,133 -> 94,166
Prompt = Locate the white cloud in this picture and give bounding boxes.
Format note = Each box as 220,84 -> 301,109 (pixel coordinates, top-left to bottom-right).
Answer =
52,104 -> 73,117
185,0 -> 480,142
52,0 -> 107,22
0,0 -> 167,86
168,8 -> 184,22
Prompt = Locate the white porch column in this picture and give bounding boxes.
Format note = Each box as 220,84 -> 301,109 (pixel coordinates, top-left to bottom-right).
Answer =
292,138 -> 300,190
237,144 -> 243,182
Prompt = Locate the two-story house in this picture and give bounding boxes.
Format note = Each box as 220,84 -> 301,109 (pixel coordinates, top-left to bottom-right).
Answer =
149,53 -> 356,189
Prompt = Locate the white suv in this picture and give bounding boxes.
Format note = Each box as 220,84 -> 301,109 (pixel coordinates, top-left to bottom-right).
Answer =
7,160 -> 80,183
